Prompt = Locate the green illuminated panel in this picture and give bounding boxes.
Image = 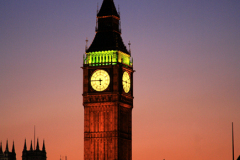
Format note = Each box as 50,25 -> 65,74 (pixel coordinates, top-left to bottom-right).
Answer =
118,51 -> 130,65
84,50 -> 132,66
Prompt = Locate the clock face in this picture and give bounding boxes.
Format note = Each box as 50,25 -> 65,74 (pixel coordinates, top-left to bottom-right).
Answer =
122,71 -> 131,93
91,70 -> 110,91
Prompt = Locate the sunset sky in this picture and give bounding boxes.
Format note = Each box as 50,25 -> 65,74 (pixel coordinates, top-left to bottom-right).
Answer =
1,0 -> 240,160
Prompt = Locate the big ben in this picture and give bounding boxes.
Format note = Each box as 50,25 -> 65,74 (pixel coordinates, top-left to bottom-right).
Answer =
82,0 -> 134,159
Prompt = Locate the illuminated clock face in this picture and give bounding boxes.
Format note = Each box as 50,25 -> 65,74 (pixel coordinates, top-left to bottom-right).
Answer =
91,70 -> 110,91
122,71 -> 131,93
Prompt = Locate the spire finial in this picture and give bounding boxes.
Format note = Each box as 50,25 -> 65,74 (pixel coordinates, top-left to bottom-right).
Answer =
34,125 -> 35,150
5,140 -> 9,153
36,138 -> 39,150
0,141 -> 3,153
42,140 -> 46,152
85,38 -> 89,51
97,3 -> 99,14
232,122 -> 234,160
23,139 -> 27,151
12,141 -> 15,153
30,140 -> 33,151
118,5 -> 120,16
128,41 -> 131,55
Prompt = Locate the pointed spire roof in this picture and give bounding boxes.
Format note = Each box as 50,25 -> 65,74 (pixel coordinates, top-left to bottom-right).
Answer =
0,141 -> 3,153
42,140 -> 45,152
36,139 -> 39,150
12,141 -> 15,153
5,140 -> 9,153
30,140 -> 33,151
97,0 -> 119,18
87,32 -> 130,54
86,0 -> 130,55
23,139 -> 27,151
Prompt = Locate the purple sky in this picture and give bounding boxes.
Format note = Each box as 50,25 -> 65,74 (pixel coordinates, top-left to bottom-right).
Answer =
1,0 -> 240,159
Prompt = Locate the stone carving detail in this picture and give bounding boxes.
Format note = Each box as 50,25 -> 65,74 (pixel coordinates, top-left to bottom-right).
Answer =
84,95 -> 115,103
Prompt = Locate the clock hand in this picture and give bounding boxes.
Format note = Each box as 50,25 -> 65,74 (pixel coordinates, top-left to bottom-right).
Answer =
99,78 -> 102,85
123,80 -> 129,84
91,79 -> 103,85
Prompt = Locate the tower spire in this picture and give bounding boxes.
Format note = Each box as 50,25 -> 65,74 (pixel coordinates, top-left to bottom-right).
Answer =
86,0 -> 130,54
5,140 -> 9,153
23,139 -> 27,151
85,38 -> 88,51
97,3 -> 99,14
97,0 -> 119,18
30,140 -> 33,151
36,138 -> 39,151
34,125 -> 36,150
128,41 -> 131,55
42,140 -> 46,152
0,141 -> 2,153
232,122 -> 234,160
12,141 -> 15,153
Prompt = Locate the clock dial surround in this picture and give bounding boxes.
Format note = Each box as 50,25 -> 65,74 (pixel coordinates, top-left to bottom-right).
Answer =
91,70 -> 110,92
122,71 -> 131,93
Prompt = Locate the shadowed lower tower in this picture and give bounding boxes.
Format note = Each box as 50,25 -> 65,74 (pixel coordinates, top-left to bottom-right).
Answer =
82,0 -> 134,159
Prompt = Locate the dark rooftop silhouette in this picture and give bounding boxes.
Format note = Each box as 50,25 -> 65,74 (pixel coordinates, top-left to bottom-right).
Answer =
97,0 -> 119,18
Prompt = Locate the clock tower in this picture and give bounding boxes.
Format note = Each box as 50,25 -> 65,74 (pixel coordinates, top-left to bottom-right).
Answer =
82,0 -> 134,159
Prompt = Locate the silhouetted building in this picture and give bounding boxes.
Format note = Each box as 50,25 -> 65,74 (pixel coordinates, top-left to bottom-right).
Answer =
0,141 -> 16,160
22,139 -> 46,160
82,0 -> 134,159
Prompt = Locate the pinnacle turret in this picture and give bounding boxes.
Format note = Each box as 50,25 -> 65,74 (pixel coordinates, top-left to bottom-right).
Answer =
0,141 -> 2,154
5,140 -> 9,153
12,141 -> 15,153
23,139 -> 27,151
30,140 -> 33,151
36,139 -> 39,150
42,140 -> 46,152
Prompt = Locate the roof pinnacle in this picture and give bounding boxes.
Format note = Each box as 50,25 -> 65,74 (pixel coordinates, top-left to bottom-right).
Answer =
85,38 -> 89,51
42,140 -> 46,152
128,41 -> 131,55
30,140 -> 33,151
5,140 -> 9,153
12,141 -> 15,153
36,138 -> 39,150
23,139 -> 27,151
0,141 -> 2,153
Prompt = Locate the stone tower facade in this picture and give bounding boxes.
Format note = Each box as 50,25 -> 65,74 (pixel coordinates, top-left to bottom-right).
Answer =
82,0 -> 134,159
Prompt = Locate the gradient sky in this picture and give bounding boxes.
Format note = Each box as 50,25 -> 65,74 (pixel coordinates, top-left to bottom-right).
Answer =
1,0 -> 240,160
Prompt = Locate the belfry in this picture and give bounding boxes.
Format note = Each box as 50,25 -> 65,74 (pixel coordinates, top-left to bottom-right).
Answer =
82,0 -> 134,159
